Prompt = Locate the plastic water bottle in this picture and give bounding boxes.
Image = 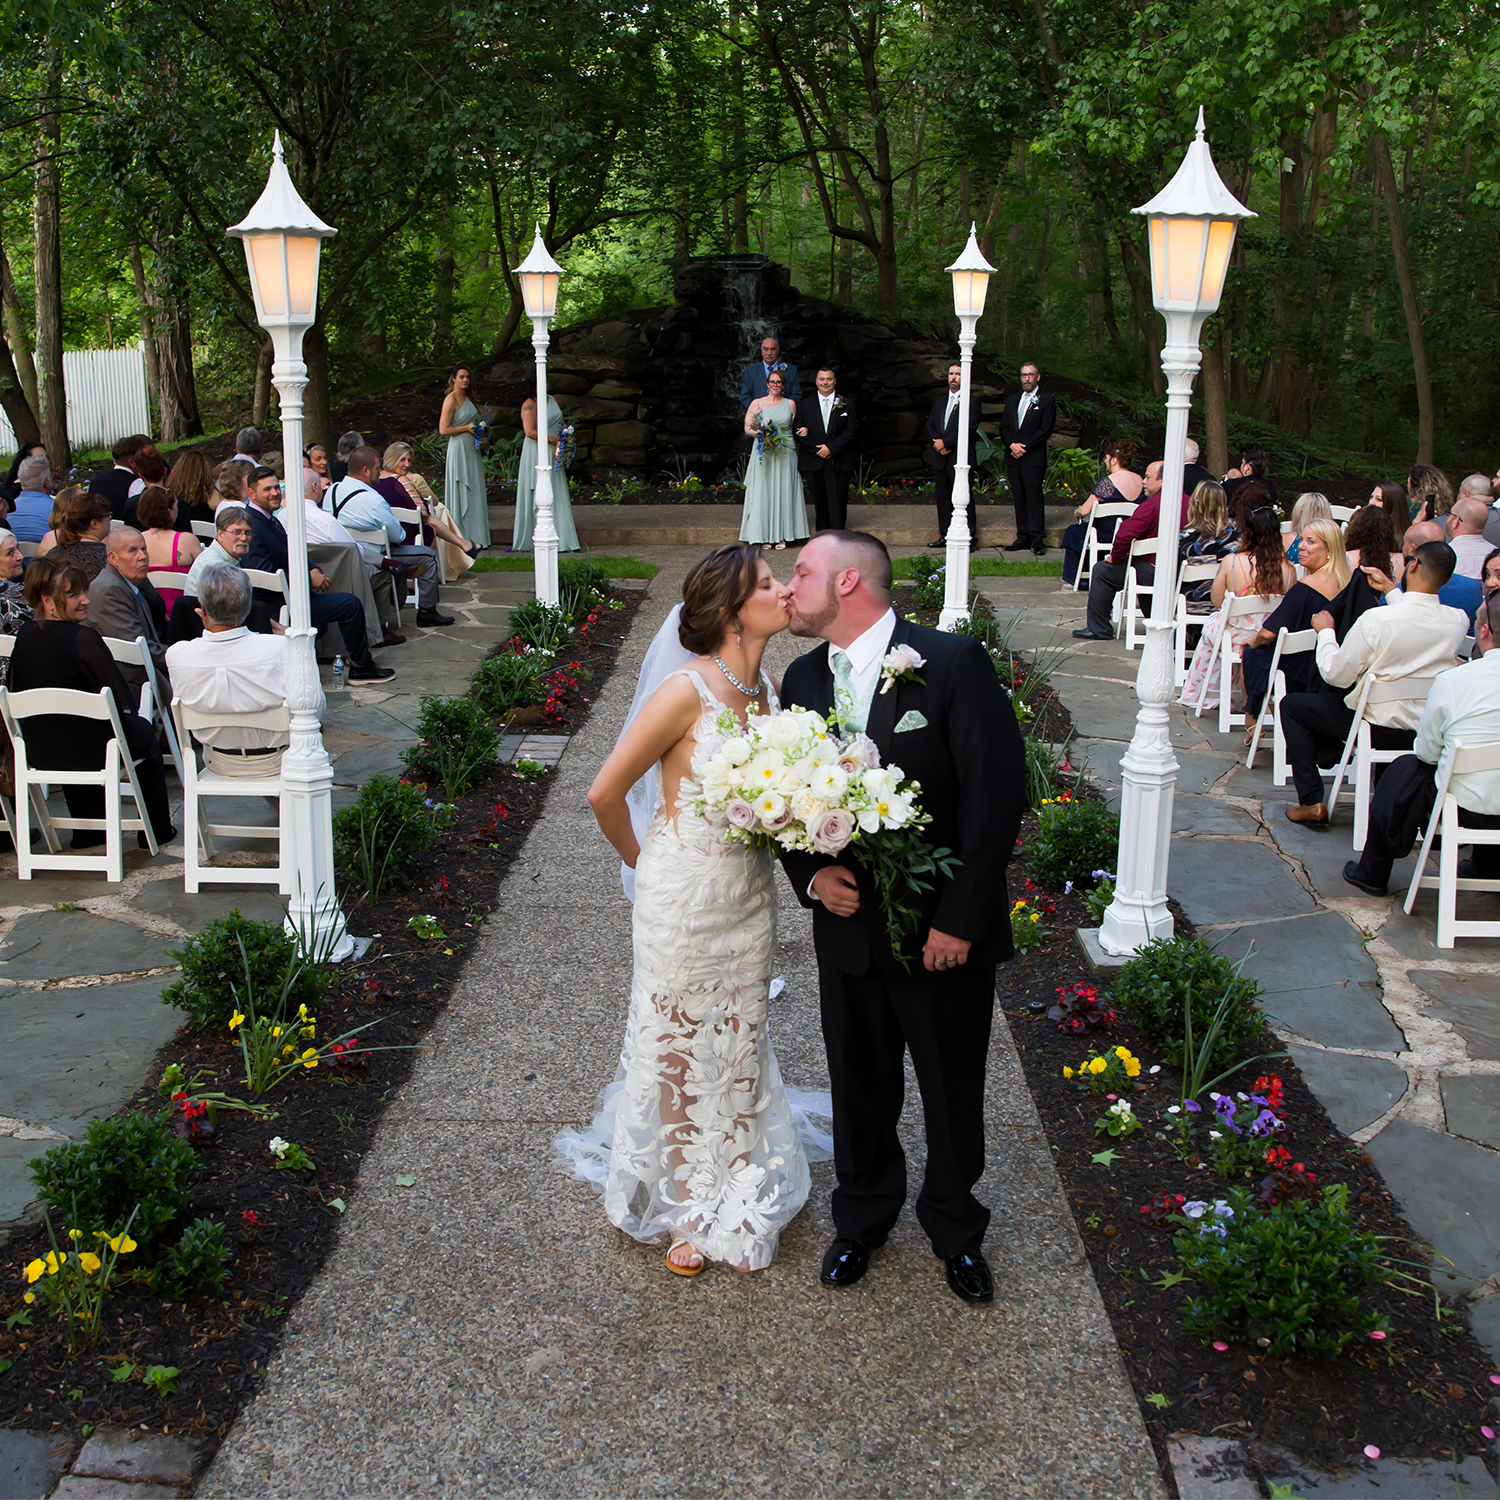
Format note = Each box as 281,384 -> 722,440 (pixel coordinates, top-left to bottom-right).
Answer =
332,655 -> 346,692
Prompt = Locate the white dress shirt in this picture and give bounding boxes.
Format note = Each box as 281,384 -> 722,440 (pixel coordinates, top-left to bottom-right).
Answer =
945,391 -> 959,424
828,608 -> 898,735
1449,531 -> 1491,580
165,627 -> 320,747
1314,589 -> 1470,730
277,500 -> 363,551
1414,650 -> 1500,813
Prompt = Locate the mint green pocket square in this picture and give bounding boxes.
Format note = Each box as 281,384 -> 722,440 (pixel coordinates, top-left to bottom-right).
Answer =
895,710 -> 928,733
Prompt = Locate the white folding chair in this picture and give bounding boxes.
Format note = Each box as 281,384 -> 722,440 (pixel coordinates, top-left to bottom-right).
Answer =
1115,537 -> 1158,648
146,570 -> 187,595
1074,501 -> 1136,594
1193,593 -> 1283,733
191,520 -> 216,541
1339,674 -> 1442,849
1404,740 -> 1500,945
172,697 -> 291,893
1174,560 -> 1221,686
342,528 -> 401,626
0,637 -> 15,846
102,634 -> 187,786
243,567 -> 292,629
1457,635 -> 1475,662
1331,504 -> 1356,525
0,685 -> 159,882
17,540 -> 38,559
1246,627 -> 1317,782
389,507 -> 427,599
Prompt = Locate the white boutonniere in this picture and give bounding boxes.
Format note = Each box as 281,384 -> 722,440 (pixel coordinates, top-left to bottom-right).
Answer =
879,643 -> 926,695
832,396 -> 848,414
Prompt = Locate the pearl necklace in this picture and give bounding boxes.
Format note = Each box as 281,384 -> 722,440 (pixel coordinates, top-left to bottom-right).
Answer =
712,652 -> 756,697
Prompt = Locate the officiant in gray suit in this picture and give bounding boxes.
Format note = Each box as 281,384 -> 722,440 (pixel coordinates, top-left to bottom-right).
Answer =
740,335 -> 803,411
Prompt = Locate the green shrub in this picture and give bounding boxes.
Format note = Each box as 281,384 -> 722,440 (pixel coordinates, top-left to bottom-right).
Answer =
506,598 -> 573,657
905,553 -> 946,611
400,695 -> 500,800
161,1217 -> 230,1298
332,775 -> 439,903
1112,936 -> 1263,1073
558,557 -> 609,607
471,651 -> 544,715
162,912 -> 325,1030
1175,1185 -> 1387,1357
31,1113 -> 195,1249
1023,794 -> 1118,888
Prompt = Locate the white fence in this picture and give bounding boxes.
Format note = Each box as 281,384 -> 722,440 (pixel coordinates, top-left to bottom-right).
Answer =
0,344 -> 151,455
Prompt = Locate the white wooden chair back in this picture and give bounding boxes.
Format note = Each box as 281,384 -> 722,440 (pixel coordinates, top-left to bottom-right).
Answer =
1192,593 -> 1282,733
1404,739 -> 1500,945
1118,536 -> 1159,649
0,683 -> 157,881
17,540 -> 38,559
1246,626 -> 1316,778
102,633 -> 187,785
1330,504 -> 1356,525
1172,560 -> 1221,686
146,570 -> 187,595
1457,635 -> 1475,661
1074,501 -> 1135,594
1326,671 -> 1441,827
191,520 -> 216,541
243,567 -> 289,599
388,507 -> 424,602
171,696 -> 292,894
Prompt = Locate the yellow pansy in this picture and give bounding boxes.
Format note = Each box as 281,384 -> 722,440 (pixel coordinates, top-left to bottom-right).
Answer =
22,1292 -> 33,1304
77,1252 -> 101,1274
301,1048 -> 319,1069
1126,1061 -> 1142,1077
68,1228 -> 82,1241
106,1232 -> 137,1254
297,1004 -> 308,1018
1063,1066 -> 1074,1079
1115,1047 -> 1131,1060
272,1026 -> 283,1038
229,1010 -> 246,1031
24,1257 -> 45,1283
1029,912 -> 1040,923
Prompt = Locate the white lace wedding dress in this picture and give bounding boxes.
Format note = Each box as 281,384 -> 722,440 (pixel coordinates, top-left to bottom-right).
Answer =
556,668 -> 818,1270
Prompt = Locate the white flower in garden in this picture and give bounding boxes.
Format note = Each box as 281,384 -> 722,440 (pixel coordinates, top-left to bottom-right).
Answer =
1181,1201 -> 1208,1219
269,1137 -> 289,1158
1208,1130 -> 1223,1140
1167,1105 -> 1181,1115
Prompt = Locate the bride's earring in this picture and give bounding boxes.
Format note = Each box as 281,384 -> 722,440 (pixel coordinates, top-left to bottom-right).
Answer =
734,620 -> 743,648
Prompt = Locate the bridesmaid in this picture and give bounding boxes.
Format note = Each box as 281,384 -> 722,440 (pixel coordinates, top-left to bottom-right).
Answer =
512,393 -> 581,554
439,363 -> 491,549
739,370 -> 808,550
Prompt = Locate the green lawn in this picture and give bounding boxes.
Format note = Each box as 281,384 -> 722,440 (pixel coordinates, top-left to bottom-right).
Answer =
893,556 -> 1063,578
470,553 -> 659,579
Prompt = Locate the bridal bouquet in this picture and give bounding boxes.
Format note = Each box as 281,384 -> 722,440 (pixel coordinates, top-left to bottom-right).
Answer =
692,707 -> 957,965
754,411 -> 791,464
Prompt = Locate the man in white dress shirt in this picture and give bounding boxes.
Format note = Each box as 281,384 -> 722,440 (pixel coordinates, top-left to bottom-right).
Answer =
1282,538 -> 1469,826
1343,589 -> 1500,893
1444,496 -> 1492,579
166,562 -> 320,777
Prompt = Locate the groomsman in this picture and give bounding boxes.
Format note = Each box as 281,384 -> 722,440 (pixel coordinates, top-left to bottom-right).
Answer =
739,335 -> 802,411
925,363 -> 977,549
795,366 -> 859,532
999,361 -> 1056,556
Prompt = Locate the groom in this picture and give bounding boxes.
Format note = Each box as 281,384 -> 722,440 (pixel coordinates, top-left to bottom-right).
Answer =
780,532 -> 1025,1302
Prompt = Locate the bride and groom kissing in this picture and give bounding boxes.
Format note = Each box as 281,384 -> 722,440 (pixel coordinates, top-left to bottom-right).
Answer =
557,532 -> 1025,1303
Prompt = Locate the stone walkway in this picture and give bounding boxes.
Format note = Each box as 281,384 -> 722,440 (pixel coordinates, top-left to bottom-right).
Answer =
0,567 -> 535,1240
201,547 -> 1163,1499
976,574 -> 1500,1366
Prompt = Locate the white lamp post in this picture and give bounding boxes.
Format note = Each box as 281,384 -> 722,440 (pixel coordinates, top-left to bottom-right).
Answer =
227,133 -> 353,961
513,226 -> 565,608
939,224 -> 996,631
1097,109 -> 1255,955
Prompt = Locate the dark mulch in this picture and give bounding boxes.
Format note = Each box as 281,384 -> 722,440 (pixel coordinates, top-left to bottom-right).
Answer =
1001,832 -> 1499,1488
0,591 -> 643,1450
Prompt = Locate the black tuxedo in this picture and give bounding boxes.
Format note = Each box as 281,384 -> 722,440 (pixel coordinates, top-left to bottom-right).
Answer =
780,616 -> 1025,1256
90,466 -> 136,521
243,504 -> 373,665
925,392 -> 979,544
998,388 -> 1057,546
796,392 -> 858,532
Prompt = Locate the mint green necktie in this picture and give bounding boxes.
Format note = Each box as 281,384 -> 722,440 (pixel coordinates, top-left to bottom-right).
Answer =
833,649 -> 856,736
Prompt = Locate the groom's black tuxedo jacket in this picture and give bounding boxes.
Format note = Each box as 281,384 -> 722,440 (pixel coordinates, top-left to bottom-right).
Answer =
779,616 -> 1025,978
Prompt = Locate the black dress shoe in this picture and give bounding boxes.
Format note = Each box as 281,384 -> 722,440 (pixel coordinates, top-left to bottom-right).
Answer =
1342,860 -> 1387,897
1456,856 -> 1498,880
1033,545 -> 1049,557
416,608 -> 456,627
348,661 -> 396,682
1004,538 -> 1030,552
926,540 -> 946,549
820,1238 -> 871,1287
1072,628 -> 1111,640
380,629 -> 407,647
943,1251 -> 994,1303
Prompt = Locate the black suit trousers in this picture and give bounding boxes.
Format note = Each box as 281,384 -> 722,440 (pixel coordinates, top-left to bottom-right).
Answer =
806,467 -> 849,532
819,955 -> 995,1257
1351,752 -> 1500,888
1007,456 -> 1047,545
310,591 -> 371,665
1281,693 -> 1415,807
62,713 -> 174,847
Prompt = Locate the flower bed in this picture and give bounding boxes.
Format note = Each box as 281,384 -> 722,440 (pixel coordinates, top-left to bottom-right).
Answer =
0,586 -> 643,1449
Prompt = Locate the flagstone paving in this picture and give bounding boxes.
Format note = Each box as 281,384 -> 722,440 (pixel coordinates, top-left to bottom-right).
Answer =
972,571 -> 1500,1363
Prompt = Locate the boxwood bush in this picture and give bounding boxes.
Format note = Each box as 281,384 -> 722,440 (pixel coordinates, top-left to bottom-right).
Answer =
1023,794 -> 1118,889
400,695 -> 500,800
332,774 -> 440,904
161,911 -> 326,1030
1112,936 -> 1262,1073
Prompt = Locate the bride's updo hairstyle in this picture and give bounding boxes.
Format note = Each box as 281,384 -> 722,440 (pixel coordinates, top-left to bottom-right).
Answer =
679,542 -> 761,654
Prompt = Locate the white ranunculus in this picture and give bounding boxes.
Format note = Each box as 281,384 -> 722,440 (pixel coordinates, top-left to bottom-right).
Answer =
812,764 -> 849,803
744,751 -> 781,789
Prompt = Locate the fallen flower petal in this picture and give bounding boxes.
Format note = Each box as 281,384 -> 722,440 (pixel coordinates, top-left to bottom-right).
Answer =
1364,1446 -> 1380,1460
1212,1341 -> 1229,1351
1368,1330 -> 1387,1340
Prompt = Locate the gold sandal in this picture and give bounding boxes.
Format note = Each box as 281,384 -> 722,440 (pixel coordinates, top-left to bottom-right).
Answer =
667,1238 -> 705,1277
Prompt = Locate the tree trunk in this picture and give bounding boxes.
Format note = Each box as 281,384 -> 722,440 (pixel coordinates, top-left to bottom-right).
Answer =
485,174 -> 525,357
0,336 -> 38,447
156,295 -> 202,439
838,233 -> 853,302
1372,130 -> 1434,464
302,324 -> 331,448
1202,333 -> 1230,477
729,3 -> 749,252
433,195 -> 454,359
128,239 -> 165,431
32,45 -> 68,466
0,221 -> 39,422
252,336 -> 274,426
1117,232 -> 1163,397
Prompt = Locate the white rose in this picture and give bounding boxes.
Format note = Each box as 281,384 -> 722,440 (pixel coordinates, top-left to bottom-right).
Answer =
791,788 -> 825,826
762,714 -> 803,750
774,767 -> 804,795
862,767 -> 897,799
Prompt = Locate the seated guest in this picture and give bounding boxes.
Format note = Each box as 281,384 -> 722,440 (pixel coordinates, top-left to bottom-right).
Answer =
8,455 -> 53,544
0,531 -> 32,685
1178,479 -> 1236,599
1242,518 -> 1362,728
40,490 -> 111,580
1365,519 -> 1484,629
8,557 -> 174,848
184,505 -> 253,598
232,427 -> 263,466
123,445 -> 170,516
1368,479 -> 1411,538
324,446 -> 453,627
1072,460 -> 1188,640
166,562 -> 317,777
1283,492 -> 1332,564
1181,437 -> 1214,498
329,430 -> 363,485
137,486 -> 202,610
1222,447 -> 1277,513
1408,463 -> 1453,526
1446,495 -> 1493,577
303,443 -> 331,504
213,458 -> 256,514
242,466 -> 394,682
1343,589 -> 1500,895
3,443 -> 47,505
91,435 -> 146,518
284,490 -> 403,649
1345,502 -> 1402,582
1282,538 -> 1469,827
165,448 -> 217,532
1224,475 -> 1277,533
1484,549 -> 1500,594
1178,505 -> 1294,714
86,527 -> 170,693
1061,440 -> 1142,587
379,441 -> 480,574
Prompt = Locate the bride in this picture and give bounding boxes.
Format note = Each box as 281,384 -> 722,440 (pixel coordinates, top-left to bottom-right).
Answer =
557,543 -> 815,1276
